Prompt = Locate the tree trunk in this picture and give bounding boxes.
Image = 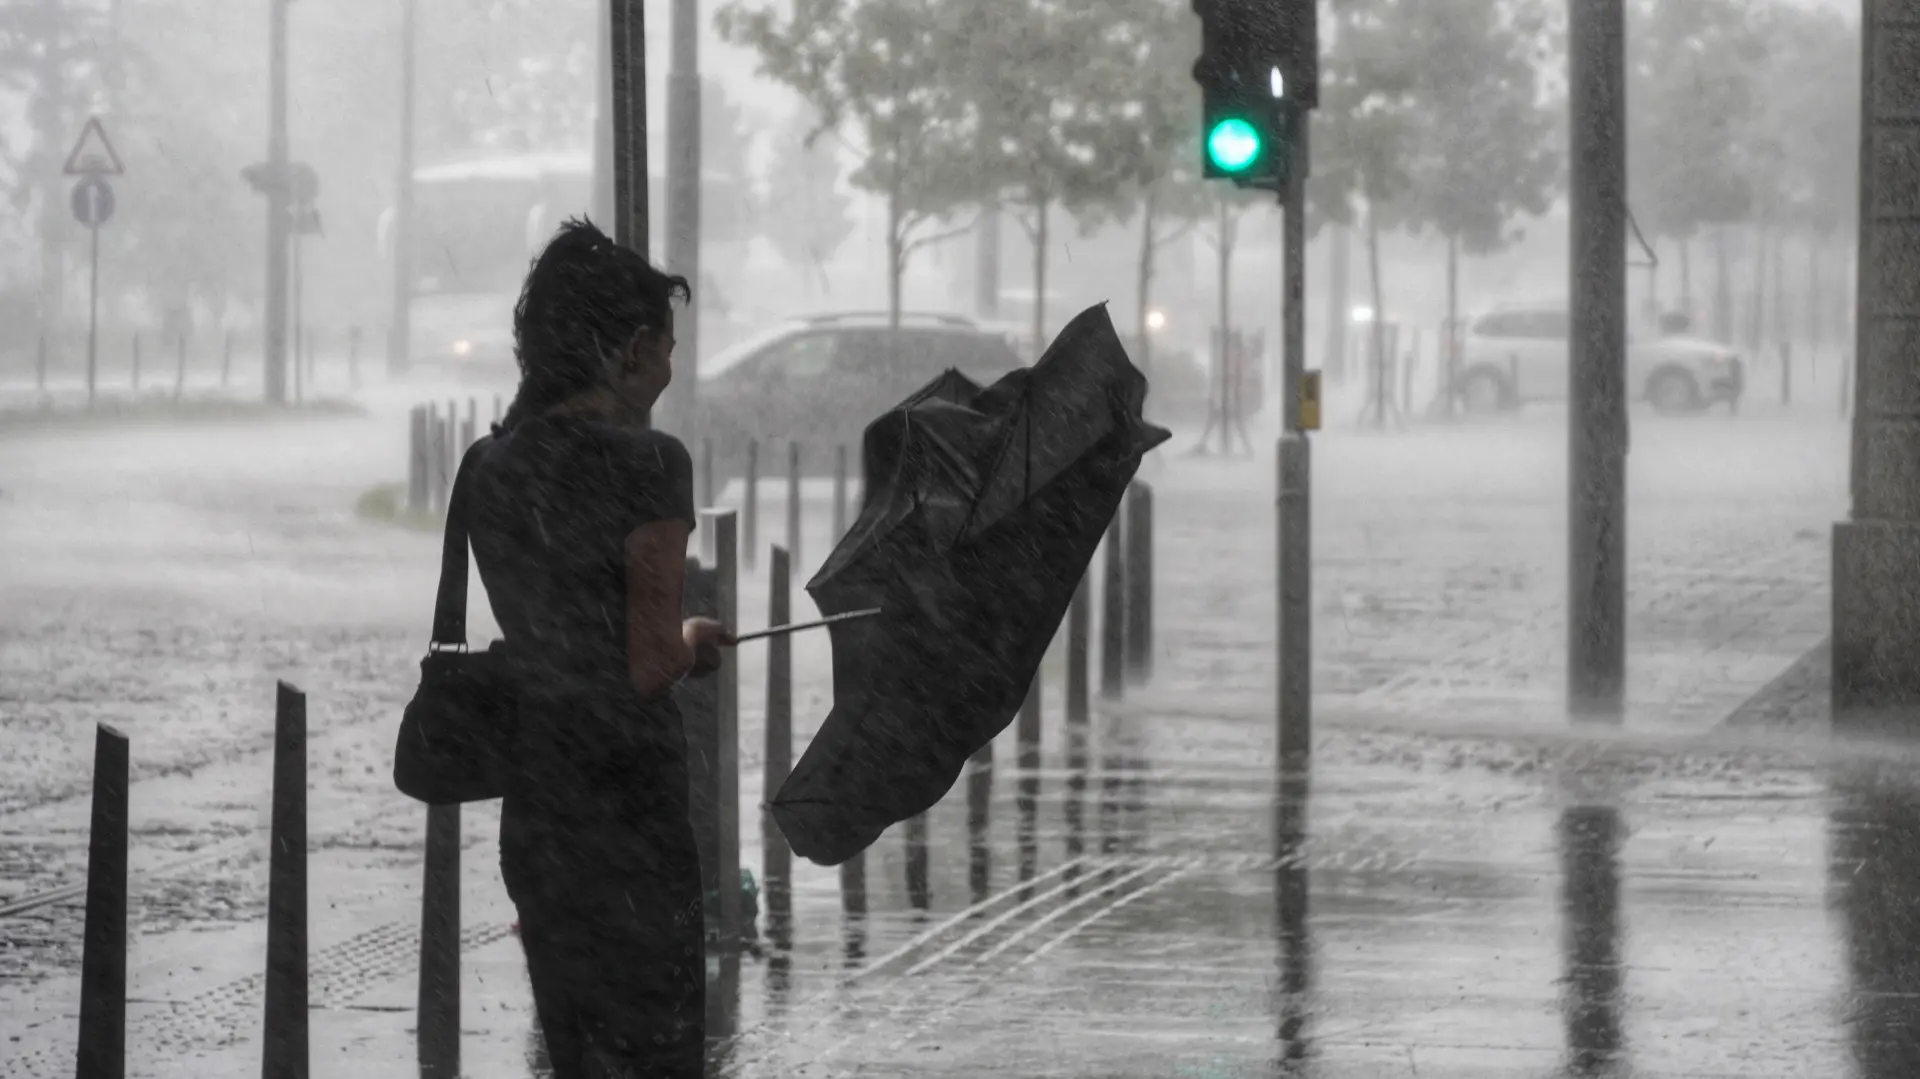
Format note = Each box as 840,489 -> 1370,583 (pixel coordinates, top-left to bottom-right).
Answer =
1678,235 -> 1693,316
1135,190 -> 1156,381
1771,225 -> 1790,355
1217,197 -> 1233,431
1324,223 -> 1351,384
1366,203 -> 1388,413
1712,228 -> 1732,342
1444,232 -> 1459,416
975,201 -> 1001,320
1748,222 -> 1768,354
1030,194 -> 1049,360
1806,233 -> 1822,356
887,183 -> 904,334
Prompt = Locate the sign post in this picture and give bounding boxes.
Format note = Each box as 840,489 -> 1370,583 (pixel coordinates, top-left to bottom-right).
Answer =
65,117 -> 125,409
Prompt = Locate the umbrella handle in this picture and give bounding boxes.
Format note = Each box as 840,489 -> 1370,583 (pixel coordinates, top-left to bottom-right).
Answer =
733,607 -> 882,644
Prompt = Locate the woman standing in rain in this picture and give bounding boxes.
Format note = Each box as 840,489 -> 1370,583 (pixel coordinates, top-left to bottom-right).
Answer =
468,218 -> 732,1076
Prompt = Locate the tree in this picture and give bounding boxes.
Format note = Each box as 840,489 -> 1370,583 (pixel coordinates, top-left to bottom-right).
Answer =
760,107 -> 856,296
1627,0 -> 1763,333
1389,0 -> 1561,409
0,0 -> 109,324
1305,0 -> 1423,388
718,0 -> 981,330
950,0 -> 1163,355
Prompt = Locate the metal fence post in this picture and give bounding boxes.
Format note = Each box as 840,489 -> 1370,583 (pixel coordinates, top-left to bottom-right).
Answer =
764,546 -> 793,934
408,407 -> 428,515
832,444 -> 849,540
700,437 -> 715,510
262,683 -> 308,1079
417,803 -> 460,1077
743,441 -> 759,572
707,509 -> 743,950
786,441 -> 802,572
75,724 -> 129,1079
1125,483 -> 1154,683
1100,514 -> 1125,701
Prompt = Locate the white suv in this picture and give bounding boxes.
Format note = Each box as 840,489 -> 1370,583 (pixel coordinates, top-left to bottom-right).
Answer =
1451,305 -> 1744,415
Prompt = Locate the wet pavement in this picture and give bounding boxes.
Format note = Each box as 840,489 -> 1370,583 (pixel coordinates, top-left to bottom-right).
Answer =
3,381 -> 1896,1077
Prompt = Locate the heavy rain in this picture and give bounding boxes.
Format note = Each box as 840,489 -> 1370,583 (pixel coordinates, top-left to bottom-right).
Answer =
0,0 -> 1904,1076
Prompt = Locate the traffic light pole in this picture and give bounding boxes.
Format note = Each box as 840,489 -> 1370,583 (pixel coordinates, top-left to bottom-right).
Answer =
1277,116 -> 1311,767
1567,0 -> 1627,719
388,0 -> 418,377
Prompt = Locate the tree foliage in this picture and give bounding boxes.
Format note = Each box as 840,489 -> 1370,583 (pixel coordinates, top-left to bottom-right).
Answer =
1626,0 -> 1764,240
759,106 -> 856,287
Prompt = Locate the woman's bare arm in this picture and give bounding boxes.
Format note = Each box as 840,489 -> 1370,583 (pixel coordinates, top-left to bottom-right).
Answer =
625,519 -> 696,698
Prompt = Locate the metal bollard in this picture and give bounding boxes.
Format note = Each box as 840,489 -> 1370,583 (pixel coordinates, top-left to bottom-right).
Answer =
764,546 -> 793,934
262,683 -> 308,1079
700,438 -> 716,511
707,509 -> 743,950
743,442 -> 759,572
1124,484 -> 1154,683
429,413 -> 449,517
1100,514 -> 1125,701
1017,676 -> 1041,772
786,442 -> 802,572
1068,575 -> 1091,729
36,333 -> 47,394
832,444 -> 850,540
75,724 -> 129,1079
173,330 -> 188,400
461,398 -> 476,451
442,398 -> 457,500
417,804 -> 460,1078
130,332 -> 141,393
905,812 -> 931,911
409,407 -> 428,515
492,394 -> 503,426
221,329 -> 233,389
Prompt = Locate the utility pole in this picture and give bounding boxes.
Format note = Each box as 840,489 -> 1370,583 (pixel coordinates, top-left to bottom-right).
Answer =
663,0 -> 701,431
1833,0 -> 1920,722
1276,118 -> 1310,767
263,0 -> 291,404
609,0 -> 649,257
388,0 -> 418,377
1566,0 -> 1628,719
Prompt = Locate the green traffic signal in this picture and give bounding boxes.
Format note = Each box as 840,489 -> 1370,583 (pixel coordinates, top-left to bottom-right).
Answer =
1206,117 -> 1262,174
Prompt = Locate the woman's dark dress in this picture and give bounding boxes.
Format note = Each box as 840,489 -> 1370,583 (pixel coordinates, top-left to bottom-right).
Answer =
468,415 -> 704,1077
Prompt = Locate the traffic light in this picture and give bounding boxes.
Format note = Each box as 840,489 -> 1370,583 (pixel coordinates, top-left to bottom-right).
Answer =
1193,0 -> 1316,188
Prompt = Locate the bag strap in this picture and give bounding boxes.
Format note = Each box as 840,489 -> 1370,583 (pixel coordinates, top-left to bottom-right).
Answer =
430,435 -> 495,649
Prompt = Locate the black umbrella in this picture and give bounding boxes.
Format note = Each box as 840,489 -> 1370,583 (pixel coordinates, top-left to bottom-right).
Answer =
770,304 -> 1171,866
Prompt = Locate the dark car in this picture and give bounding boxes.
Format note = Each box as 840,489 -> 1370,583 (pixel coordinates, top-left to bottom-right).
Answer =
681,312 -> 1025,478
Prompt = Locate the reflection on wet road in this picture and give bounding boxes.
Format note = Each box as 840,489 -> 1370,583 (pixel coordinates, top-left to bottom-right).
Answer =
697,717 -> 1920,1079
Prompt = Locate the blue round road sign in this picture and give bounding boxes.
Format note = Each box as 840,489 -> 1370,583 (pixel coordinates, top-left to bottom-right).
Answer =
71,176 -> 114,228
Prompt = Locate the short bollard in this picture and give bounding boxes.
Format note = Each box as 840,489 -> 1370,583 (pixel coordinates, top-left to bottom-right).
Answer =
408,407 -> 429,515
763,546 -> 794,933
1124,483 -> 1154,683
1100,514 -> 1125,701
905,812 -> 930,911
262,682 -> 308,1079
460,398 -> 476,451
743,442 -> 760,572
786,442 -> 802,572
221,330 -> 233,388
832,444 -> 849,540
130,332 -> 142,393
700,437 -> 716,511
173,330 -> 188,400
492,394 -> 503,426
75,724 -> 129,1079
417,803 -> 460,1078
1017,676 -> 1041,772
443,398 -> 457,491
706,509 -> 743,951
36,333 -> 47,394
1068,576 -> 1091,729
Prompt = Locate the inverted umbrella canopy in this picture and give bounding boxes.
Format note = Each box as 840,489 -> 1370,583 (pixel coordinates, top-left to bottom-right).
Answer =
771,304 -> 1170,866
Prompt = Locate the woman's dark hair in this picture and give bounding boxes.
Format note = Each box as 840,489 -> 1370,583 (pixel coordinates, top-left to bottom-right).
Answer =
500,217 -> 690,429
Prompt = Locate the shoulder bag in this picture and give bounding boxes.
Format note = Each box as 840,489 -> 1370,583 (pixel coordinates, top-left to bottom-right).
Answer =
393,434 -> 521,804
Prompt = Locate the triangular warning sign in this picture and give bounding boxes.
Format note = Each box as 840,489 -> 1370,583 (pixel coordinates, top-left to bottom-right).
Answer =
63,117 -> 124,177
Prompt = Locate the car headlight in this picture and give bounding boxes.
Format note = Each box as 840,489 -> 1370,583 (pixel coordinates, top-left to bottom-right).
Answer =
452,340 -> 473,358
